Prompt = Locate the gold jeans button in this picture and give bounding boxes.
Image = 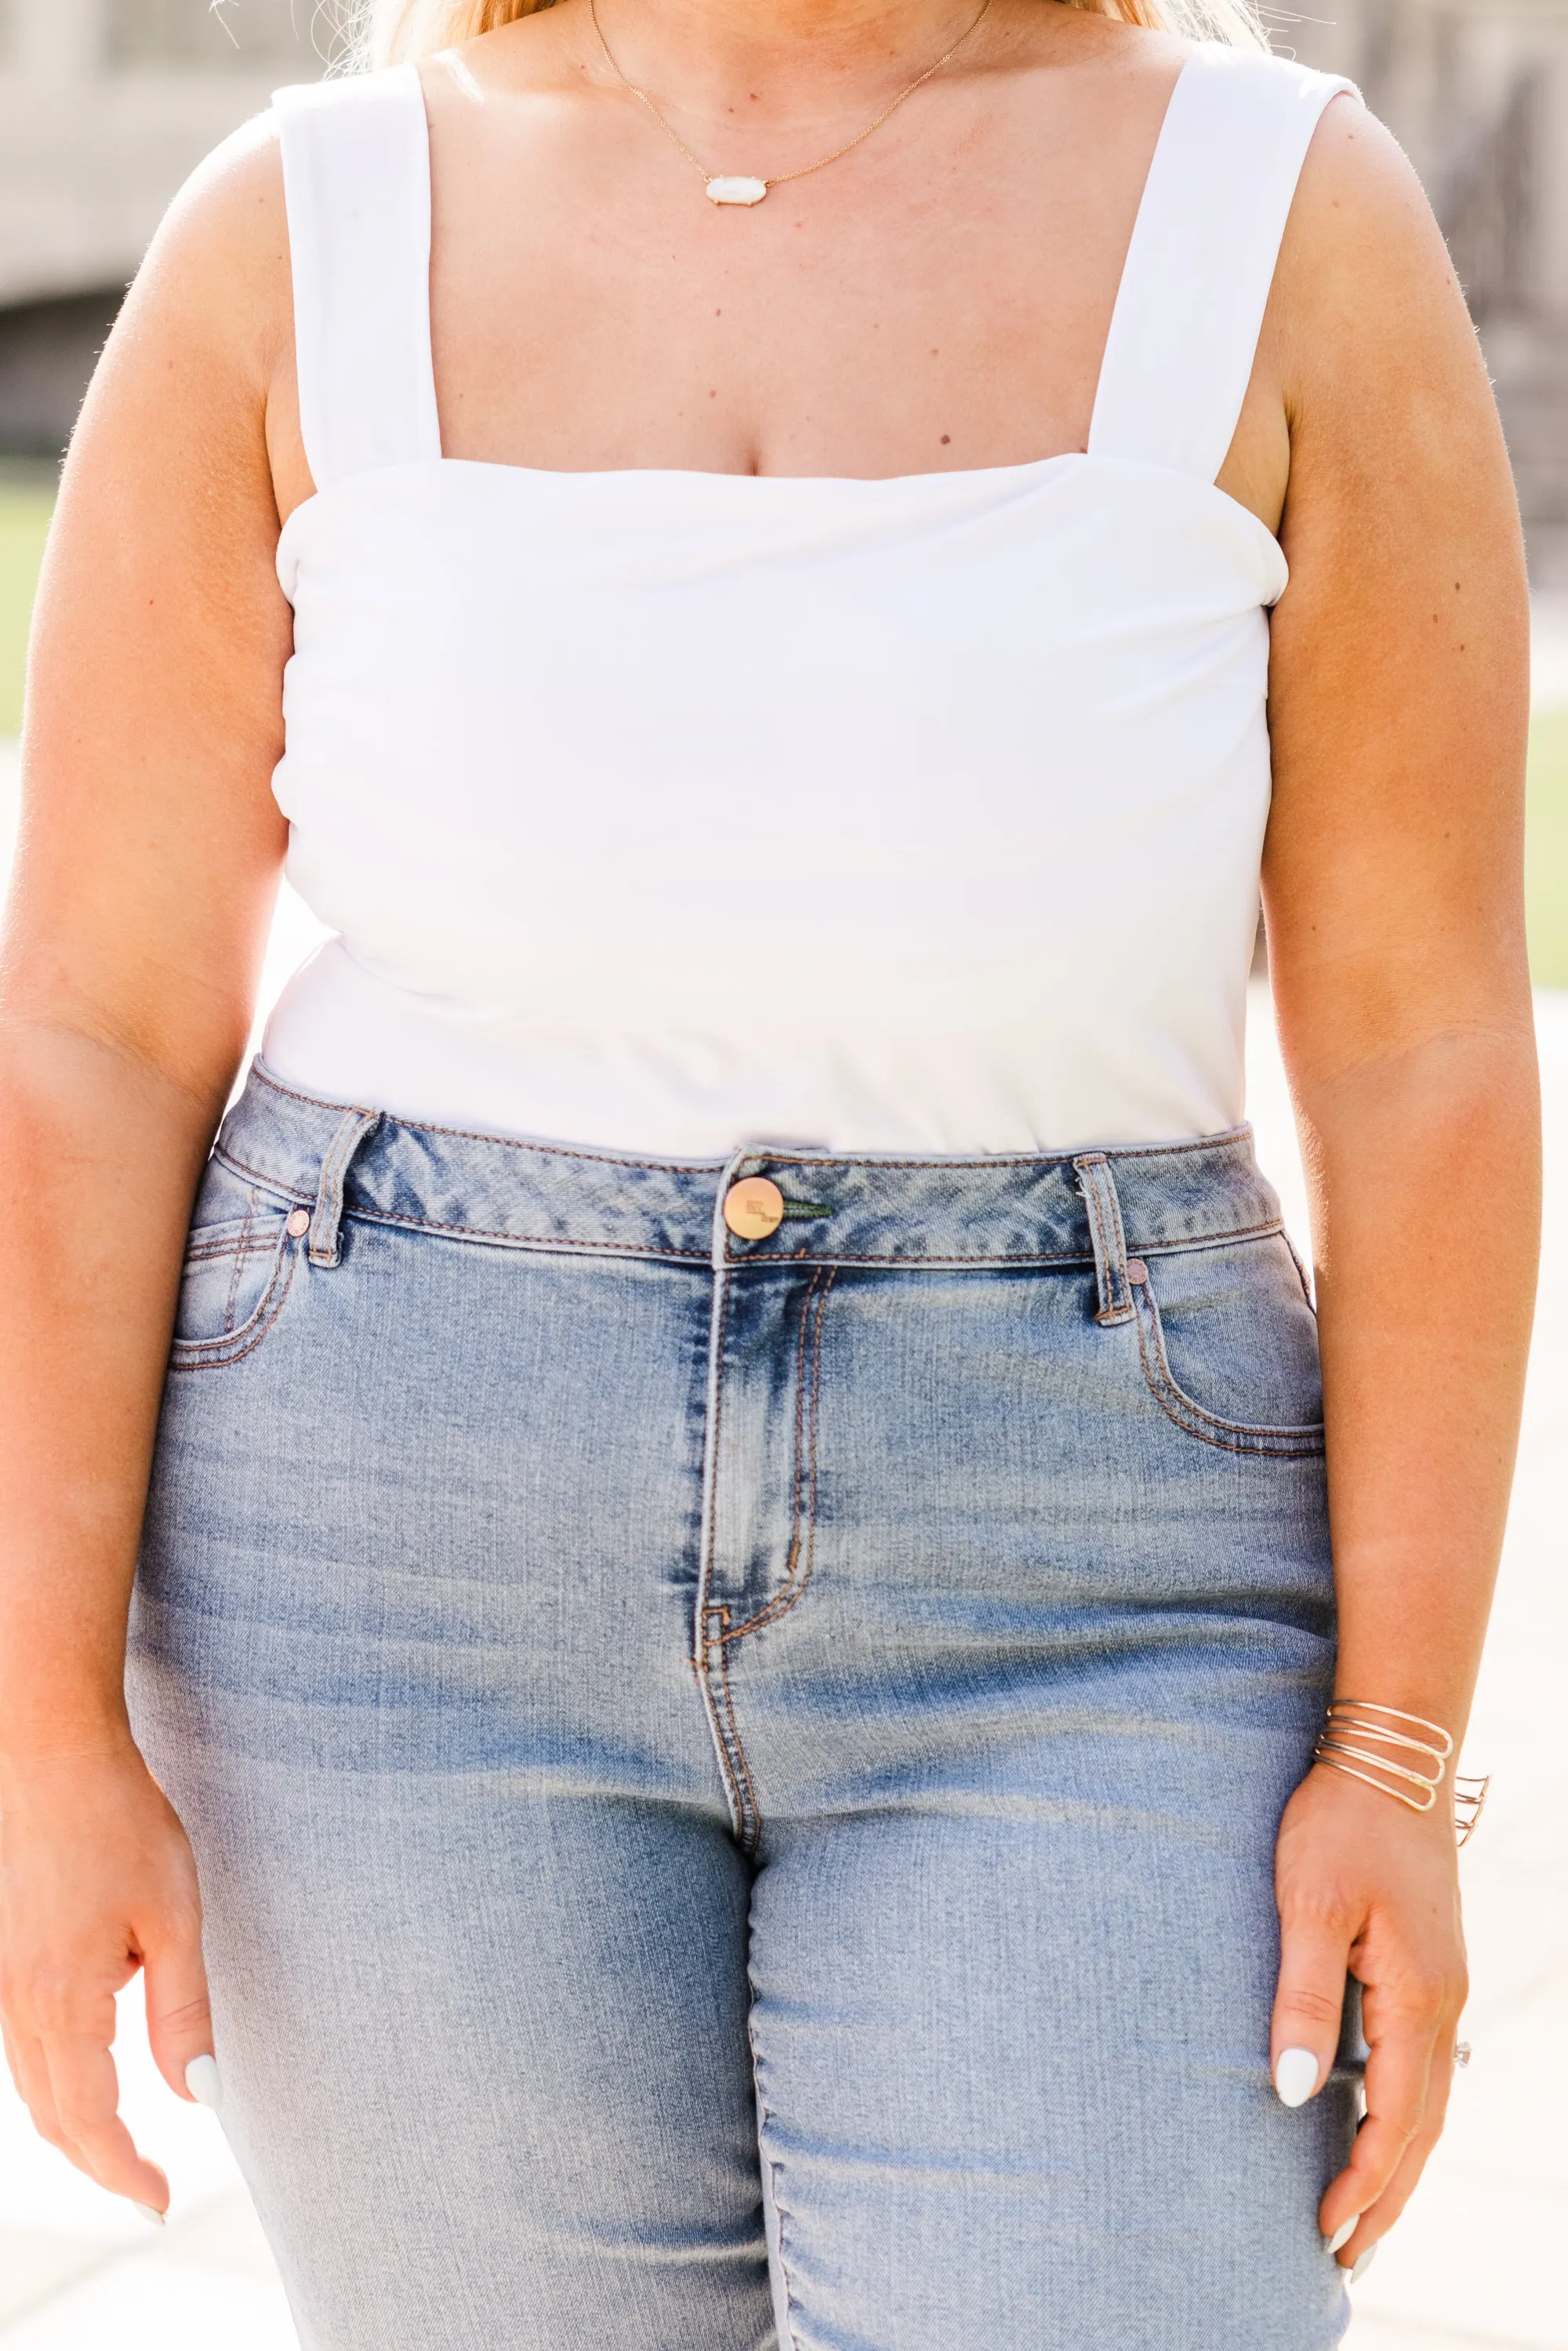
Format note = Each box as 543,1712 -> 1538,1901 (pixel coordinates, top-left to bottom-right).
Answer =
723,1176 -> 785,1240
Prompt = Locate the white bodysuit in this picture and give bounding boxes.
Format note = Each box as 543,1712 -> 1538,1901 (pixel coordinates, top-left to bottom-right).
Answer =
263,45 -> 1355,1156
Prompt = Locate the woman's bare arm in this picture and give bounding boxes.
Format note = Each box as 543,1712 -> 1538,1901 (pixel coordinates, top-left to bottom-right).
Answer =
0,120 -> 294,2214
1260,103 -> 1537,2263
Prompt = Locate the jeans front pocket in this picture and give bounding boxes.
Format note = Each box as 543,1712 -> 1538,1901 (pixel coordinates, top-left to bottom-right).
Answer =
1131,1234 -> 1325,1457
169,1156 -> 306,1373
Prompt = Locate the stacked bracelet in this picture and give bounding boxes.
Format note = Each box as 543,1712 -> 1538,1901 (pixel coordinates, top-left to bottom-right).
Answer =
1312,1701 -> 1492,1845
1452,1773 -> 1492,1847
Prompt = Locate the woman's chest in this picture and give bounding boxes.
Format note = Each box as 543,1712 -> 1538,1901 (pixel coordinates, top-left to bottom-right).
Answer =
431,162 -> 1115,483
276,459 -> 1280,833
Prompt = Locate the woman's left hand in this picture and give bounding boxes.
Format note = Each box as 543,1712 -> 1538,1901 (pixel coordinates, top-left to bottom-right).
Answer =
1271,1760 -> 1468,2269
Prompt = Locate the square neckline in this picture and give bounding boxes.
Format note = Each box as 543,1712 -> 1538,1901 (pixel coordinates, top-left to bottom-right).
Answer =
274,43 -> 1353,536
404,49 -> 1196,492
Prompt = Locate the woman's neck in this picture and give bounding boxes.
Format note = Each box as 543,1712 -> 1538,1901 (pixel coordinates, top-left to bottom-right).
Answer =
576,0 -> 1011,141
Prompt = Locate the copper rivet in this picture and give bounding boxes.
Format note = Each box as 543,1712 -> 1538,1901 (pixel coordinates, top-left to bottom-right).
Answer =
1125,1258 -> 1148,1284
724,1177 -> 785,1241
287,1209 -> 311,1238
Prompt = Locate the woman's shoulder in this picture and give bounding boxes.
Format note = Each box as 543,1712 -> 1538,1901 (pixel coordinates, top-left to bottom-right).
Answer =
130,105 -> 294,394
132,63 -> 429,350
1271,85 -> 1465,404
1254,69 -> 1501,579
94,102 -> 313,515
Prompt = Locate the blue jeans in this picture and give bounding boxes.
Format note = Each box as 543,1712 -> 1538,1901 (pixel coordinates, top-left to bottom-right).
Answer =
129,1064 -> 1356,2350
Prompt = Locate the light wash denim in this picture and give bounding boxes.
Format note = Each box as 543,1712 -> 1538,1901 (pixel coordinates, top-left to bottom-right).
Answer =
129,1062 -> 1357,2351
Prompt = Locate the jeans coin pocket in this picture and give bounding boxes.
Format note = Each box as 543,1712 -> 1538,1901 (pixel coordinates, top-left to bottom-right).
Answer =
1131,1235 -> 1325,1457
169,1160 -> 305,1370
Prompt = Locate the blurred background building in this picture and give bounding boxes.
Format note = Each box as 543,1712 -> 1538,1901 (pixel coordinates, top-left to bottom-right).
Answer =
1,0 -> 1566,575
0,1 -> 324,452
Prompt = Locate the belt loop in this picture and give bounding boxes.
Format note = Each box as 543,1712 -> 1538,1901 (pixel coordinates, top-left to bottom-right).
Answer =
308,1108 -> 379,1269
1073,1152 -> 1134,1326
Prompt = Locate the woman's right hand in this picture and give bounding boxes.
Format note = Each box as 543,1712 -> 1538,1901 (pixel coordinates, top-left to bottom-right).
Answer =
0,1738 -> 215,2218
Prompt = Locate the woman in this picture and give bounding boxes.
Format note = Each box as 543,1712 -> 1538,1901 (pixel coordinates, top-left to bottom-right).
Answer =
0,0 -> 1537,2342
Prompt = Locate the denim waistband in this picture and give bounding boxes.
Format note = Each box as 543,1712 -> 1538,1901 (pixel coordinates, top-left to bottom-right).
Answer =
213,1061 -> 1287,1274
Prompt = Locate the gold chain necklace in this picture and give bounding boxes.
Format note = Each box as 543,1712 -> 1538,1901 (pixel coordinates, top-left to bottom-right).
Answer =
588,0 -> 995,206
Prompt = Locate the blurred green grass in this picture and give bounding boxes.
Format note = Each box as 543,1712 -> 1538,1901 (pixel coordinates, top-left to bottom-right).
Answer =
2,480 -> 1566,983
0,480 -> 53,735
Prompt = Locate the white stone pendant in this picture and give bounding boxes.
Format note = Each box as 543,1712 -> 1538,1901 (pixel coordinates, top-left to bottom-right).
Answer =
706,176 -> 768,205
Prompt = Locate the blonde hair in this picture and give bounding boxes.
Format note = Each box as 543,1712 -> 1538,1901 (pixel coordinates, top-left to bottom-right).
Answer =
340,0 -> 1270,68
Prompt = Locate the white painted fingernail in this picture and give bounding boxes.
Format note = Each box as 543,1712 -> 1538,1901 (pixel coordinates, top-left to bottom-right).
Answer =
134,2202 -> 166,2229
1350,2244 -> 1378,2284
1275,2047 -> 1320,2106
185,2055 -> 223,2113
1327,2216 -> 1358,2255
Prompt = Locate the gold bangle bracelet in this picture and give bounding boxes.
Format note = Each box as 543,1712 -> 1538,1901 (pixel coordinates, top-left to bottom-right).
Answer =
1316,1702 -> 1495,1843
1453,1774 -> 1492,1847
1313,1750 -> 1494,1843
1314,1740 -> 1443,1806
1312,1702 -> 1490,1845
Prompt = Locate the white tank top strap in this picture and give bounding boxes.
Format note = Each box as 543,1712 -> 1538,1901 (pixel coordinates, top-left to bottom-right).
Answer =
1087,45 -> 1359,484
273,65 -> 442,494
